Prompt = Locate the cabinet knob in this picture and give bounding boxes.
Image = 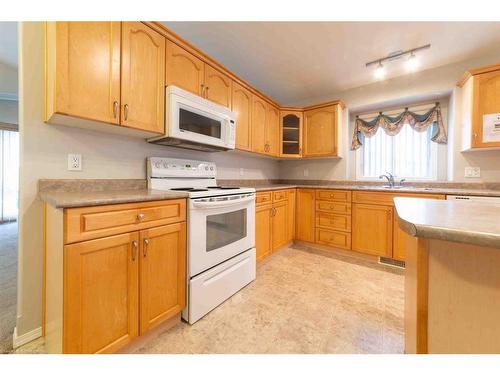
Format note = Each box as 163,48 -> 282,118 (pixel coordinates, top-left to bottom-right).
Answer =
137,213 -> 145,221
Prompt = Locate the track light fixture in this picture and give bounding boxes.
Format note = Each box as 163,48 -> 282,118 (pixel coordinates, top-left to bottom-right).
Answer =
366,44 -> 430,79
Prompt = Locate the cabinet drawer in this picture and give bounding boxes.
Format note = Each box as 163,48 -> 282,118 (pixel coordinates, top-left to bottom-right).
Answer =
316,212 -> 351,232
316,200 -> 351,214
256,192 -> 272,206
65,199 -> 186,244
316,189 -> 351,202
273,190 -> 288,203
315,228 -> 351,250
352,191 -> 394,205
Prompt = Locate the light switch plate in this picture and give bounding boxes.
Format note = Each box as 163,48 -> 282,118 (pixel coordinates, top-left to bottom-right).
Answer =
303,169 -> 309,177
68,154 -> 82,171
464,166 -> 480,178
239,168 -> 244,176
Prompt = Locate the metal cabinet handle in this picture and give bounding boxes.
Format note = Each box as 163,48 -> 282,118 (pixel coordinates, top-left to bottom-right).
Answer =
137,213 -> 145,221
113,101 -> 119,118
131,240 -> 138,261
201,84 -> 205,96
124,104 -> 129,121
143,238 -> 149,257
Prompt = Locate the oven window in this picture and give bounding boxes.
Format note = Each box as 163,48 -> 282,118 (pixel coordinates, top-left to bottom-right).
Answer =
206,209 -> 247,252
179,108 -> 222,138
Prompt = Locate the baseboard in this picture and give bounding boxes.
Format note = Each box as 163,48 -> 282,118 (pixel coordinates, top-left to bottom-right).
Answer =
12,326 -> 42,349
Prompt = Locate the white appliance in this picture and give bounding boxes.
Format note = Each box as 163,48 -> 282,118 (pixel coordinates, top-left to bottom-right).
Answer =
148,157 -> 256,324
148,86 -> 236,152
446,195 -> 500,203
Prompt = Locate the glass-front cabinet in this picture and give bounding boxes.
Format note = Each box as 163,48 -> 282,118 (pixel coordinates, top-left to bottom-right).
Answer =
280,110 -> 303,158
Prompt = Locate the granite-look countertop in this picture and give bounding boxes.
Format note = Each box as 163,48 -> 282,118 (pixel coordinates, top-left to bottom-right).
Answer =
40,189 -> 190,208
253,184 -> 500,197
394,197 -> 500,248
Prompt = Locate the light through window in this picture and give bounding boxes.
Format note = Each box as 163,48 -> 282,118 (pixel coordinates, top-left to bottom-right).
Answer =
357,124 -> 437,180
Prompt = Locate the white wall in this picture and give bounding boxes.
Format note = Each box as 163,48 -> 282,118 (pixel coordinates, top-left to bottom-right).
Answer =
16,22 -> 279,337
280,51 -> 500,182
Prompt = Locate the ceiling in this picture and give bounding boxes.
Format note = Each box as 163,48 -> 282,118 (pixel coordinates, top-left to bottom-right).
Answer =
163,22 -> 500,105
0,22 -> 17,68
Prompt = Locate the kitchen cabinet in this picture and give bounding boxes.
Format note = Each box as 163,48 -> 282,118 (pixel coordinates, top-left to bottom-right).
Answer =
296,189 -> 315,242
44,199 -> 187,354
204,64 -> 232,107
271,200 -> 288,250
459,64 -> 500,150
232,81 -> 253,151
287,189 -> 296,242
251,95 -> 268,154
266,104 -> 280,156
46,21 -> 165,136
280,110 -> 303,158
352,203 -> 393,257
139,223 -> 186,334
165,40 -> 205,96
303,104 -> 342,157
255,204 -> 273,261
121,22 -> 166,134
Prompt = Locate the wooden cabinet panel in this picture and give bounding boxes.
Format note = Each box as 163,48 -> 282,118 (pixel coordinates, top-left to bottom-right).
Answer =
316,189 -> 351,202
121,22 -> 165,134
316,228 -> 351,250
316,212 -> 351,232
251,95 -> 267,154
64,232 -> 139,353
287,189 -> 296,242
315,201 -> 351,215
272,190 -> 287,203
256,191 -> 272,206
393,212 -> 407,261
165,40 -> 204,96
352,204 -> 393,257
271,201 -> 288,251
52,22 -> 121,124
303,105 -> 337,157
204,64 -> 232,107
139,223 -> 186,334
232,81 -> 252,151
280,111 -> 303,158
472,69 -> 500,148
267,104 -> 280,156
296,189 -> 315,242
255,204 -> 272,261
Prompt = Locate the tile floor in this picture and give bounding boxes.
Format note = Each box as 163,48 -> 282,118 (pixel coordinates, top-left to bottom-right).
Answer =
15,244 -> 405,354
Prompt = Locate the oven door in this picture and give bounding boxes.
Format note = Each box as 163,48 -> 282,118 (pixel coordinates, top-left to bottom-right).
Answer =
168,89 -> 235,149
188,193 -> 255,276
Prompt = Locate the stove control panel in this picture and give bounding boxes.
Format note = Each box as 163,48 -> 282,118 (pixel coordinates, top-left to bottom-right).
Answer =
148,157 -> 217,178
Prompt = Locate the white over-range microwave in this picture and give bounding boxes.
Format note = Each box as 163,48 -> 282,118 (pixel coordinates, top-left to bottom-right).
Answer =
148,85 -> 236,151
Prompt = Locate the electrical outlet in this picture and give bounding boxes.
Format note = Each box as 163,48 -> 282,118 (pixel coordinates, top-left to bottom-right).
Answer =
239,168 -> 244,176
303,169 -> 309,177
68,154 -> 82,171
464,166 -> 480,178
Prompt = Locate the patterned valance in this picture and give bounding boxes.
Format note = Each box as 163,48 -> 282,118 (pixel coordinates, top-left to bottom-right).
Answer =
351,103 -> 447,150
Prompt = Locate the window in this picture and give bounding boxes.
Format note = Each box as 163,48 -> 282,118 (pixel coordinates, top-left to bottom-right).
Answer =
356,124 -> 437,180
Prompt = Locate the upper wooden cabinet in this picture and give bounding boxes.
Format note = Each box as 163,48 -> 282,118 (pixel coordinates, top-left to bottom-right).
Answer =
121,22 -> 165,134
266,104 -> 280,157
459,64 -> 500,150
204,64 -> 232,107
46,22 -> 165,136
251,95 -> 268,154
232,81 -> 252,151
303,104 -> 339,157
46,22 -> 121,125
165,40 -> 205,96
280,110 -> 303,158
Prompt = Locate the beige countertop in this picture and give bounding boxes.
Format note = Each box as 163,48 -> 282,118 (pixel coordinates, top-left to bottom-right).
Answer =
40,189 -> 189,208
394,197 -> 500,248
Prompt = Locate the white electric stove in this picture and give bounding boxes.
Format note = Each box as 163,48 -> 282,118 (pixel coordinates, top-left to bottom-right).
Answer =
147,157 -> 256,324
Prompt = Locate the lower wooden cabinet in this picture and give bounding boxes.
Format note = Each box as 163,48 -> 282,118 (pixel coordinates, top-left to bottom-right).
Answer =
287,189 -> 296,242
255,204 -> 273,261
352,203 -> 393,257
296,189 -> 315,242
316,228 -> 351,249
271,201 -> 288,250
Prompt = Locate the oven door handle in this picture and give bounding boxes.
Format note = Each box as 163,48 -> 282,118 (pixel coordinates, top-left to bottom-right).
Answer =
192,195 -> 255,209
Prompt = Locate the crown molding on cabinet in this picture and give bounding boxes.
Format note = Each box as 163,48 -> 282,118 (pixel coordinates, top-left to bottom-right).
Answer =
456,62 -> 500,87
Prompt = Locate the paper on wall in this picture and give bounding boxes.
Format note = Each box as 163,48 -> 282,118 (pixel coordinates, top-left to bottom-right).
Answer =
482,113 -> 500,143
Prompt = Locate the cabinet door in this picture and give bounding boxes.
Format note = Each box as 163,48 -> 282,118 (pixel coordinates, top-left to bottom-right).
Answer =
165,40 -> 204,96
280,111 -> 302,158
121,22 -> 165,134
64,232 -> 139,354
393,212 -> 407,261
272,201 -> 288,251
256,204 -> 272,261
266,104 -> 280,156
287,189 -> 296,242
296,189 -> 315,242
352,203 -> 393,257
472,70 -> 500,148
53,22 -> 121,124
303,105 -> 337,157
139,222 -> 186,334
232,81 -> 252,151
251,95 -> 267,154
204,64 -> 232,107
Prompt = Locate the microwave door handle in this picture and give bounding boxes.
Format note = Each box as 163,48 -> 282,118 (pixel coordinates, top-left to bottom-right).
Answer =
192,195 -> 254,209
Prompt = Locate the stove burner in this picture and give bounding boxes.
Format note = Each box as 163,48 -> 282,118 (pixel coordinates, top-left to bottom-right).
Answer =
170,187 -> 209,192
207,186 -> 239,190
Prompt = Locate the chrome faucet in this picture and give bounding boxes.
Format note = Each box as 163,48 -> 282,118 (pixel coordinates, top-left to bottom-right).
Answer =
379,172 -> 395,187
